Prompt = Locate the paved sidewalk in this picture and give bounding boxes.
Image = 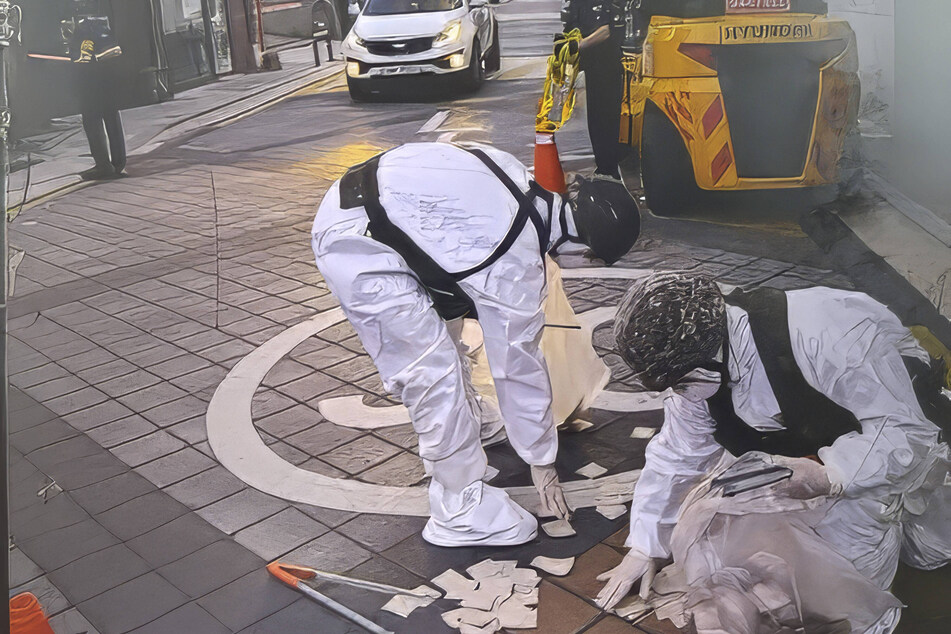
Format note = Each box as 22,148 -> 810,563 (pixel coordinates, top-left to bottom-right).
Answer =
9,46 -> 343,211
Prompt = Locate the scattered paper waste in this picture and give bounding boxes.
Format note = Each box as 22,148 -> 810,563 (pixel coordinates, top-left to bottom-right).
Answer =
381,585 -> 440,617
483,465 -> 500,481
575,462 -> 608,479
630,427 -> 657,439
433,560 -> 543,632
594,480 -> 635,506
613,595 -> 652,622
541,519 -> 576,538
434,568 -> 479,600
529,556 -> 575,576
596,504 -> 628,520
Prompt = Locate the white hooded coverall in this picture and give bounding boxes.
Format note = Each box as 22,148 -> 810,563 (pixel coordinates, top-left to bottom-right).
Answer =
311,142 -> 572,546
627,287 -> 951,629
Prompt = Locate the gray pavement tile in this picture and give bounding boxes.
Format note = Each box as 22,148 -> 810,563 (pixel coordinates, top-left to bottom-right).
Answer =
284,422 -> 363,456
169,366 -> 228,394
70,471 -> 156,516
27,432 -> 104,466
10,419 -> 80,454
45,386 -> 110,416
194,441 -> 216,459
63,399 -> 138,432
250,389 -> 298,419
43,338 -> 100,362
158,540 -> 264,599
9,547 -> 43,587
48,543 -> 152,604
284,531 -> 372,574
163,466 -> 246,510
198,340 -> 256,365
222,316 -> 277,338
10,362 -> 72,390
86,415 -> 159,449
10,575 -> 71,618
381,532 -> 477,580
118,383 -> 190,413
19,518 -> 121,572
140,395 -> 208,428
323,356 -> 378,383
293,502 -> 358,530
48,608 -> 101,634
268,441 -> 311,466
126,344 -> 190,370
95,491 -> 190,541
173,329 -> 234,353
196,489 -> 289,535
242,325 -> 287,346
97,370 -> 164,398
129,602 -> 230,634
262,359 -> 316,388
359,451 -> 427,487
135,447 -> 217,488
237,597 -> 365,634
255,404 -> 321,438
78,573 -> 189,634
320,435 -> 401,475
337,514 -> 428,553
298,457 -> 349,478
197,569 -> 299,632
112,431 -> 187,467
147,354 -> 213,381
166,416 -> 209,445
127,514 -> 226,569
10,489 -> 88,541
296,342 -> 356,368
22,375 -> 88,403
73,358 -> 138,384
10,404 -> 59,433
233,508 -> 330,561
371,427 -> 417,453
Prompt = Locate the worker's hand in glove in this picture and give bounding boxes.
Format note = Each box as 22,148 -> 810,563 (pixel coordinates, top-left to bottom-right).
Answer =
771,455 -> 837,500
671,368 -> 721,402
552,34 -> 579,58
595,550 -> 662,610
531,464 -> 570,519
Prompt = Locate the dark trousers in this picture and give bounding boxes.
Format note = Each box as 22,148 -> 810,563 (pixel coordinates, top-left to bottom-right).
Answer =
580,41 -> 624,177
82,109 -> 126,172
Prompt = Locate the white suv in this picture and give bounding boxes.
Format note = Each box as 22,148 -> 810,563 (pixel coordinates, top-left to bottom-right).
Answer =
342,0 -> 500,101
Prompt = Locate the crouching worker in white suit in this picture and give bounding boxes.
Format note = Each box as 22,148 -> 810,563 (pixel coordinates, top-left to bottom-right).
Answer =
311,142 -> 640,547
596,274 -> 951,632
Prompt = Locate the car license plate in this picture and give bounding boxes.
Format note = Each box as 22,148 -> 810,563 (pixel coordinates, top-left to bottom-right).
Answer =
370,66 -> 424,77
726,0 -> 790,13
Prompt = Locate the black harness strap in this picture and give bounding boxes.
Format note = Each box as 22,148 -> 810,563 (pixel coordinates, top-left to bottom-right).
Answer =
337,148 -> 553,321
709,287 -> 862,458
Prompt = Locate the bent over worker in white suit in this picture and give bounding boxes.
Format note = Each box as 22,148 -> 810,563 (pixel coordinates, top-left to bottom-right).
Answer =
597,274 -> 951,632
311,142 -> 640,547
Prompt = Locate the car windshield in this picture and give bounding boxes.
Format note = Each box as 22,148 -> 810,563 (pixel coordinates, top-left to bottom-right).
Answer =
363,0 -> 463,16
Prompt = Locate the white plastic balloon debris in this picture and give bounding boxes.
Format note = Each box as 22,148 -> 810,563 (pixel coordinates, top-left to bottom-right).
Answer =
541,519 -> 576,538
575,462 -> 608,479
530,556 -> 575,577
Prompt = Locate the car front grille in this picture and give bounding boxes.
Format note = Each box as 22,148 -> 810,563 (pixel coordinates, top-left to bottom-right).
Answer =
714,40 -> 845,179
365,37 -> 434,56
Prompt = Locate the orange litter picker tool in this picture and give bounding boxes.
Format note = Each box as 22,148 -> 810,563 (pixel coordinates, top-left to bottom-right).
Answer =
268,562 -> 397,634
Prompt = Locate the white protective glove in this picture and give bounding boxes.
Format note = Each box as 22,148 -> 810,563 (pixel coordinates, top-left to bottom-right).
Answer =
770,455 -> 838,500
530,464 -> 570,519
595,550 -> 662,610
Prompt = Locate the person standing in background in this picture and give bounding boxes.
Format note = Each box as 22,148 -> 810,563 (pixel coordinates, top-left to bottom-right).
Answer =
561,0 -> 626,181
67,0 -> 126,181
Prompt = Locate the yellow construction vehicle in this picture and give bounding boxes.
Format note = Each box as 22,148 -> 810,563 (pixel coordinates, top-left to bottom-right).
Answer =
620,0 -> 859,215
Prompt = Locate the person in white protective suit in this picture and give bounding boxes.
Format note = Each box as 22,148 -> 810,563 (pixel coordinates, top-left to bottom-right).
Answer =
311,142 -> 640,547
596,274 -> 951,632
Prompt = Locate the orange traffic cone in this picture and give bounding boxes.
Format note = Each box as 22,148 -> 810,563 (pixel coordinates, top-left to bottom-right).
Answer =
10,593 -> 55,634
533,132 -> 567,194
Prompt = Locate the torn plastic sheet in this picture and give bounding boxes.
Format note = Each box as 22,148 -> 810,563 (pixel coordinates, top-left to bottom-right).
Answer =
575,462 -> 608,479
541,519 -> 576,538
380,586 -> 440,618
530,556 -> 574,576
434,561 -> 542,632
596,504 -> 628,520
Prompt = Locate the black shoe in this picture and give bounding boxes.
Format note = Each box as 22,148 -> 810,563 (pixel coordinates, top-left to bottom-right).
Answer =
80,165 -> 118,181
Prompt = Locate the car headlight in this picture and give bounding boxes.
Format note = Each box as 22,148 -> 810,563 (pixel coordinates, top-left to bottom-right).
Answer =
434,20 -> 462,47
346,31 -> 367,49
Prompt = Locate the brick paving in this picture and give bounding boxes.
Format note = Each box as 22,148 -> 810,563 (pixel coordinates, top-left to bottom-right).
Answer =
7,40 -> 866,634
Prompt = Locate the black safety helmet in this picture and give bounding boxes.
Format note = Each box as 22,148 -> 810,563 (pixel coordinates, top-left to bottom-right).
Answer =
572,178 -> 640,265
614,273 -> 726,391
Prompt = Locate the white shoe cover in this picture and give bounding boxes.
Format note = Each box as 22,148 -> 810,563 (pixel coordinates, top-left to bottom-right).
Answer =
422,480 -> 537,547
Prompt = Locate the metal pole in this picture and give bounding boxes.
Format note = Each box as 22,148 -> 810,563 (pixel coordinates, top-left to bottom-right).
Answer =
0,2 -> 19,629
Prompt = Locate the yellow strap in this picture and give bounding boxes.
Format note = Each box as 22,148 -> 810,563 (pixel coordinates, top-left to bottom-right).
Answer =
536,29 -> 582,134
